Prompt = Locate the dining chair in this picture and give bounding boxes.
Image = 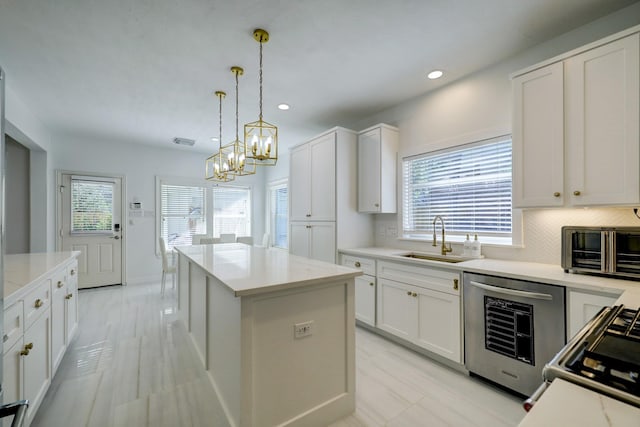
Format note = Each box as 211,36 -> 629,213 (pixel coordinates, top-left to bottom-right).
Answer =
220,233 -> 236,243
159,237 -> 177,296
236,236 -> 253,245
200,237 -> 221,244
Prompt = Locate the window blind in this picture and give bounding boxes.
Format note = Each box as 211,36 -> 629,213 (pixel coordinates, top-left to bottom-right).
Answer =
71,179 -> 114,233
212,187 -> 251,238
160,184 -> 206,248
402,135 -> 512,239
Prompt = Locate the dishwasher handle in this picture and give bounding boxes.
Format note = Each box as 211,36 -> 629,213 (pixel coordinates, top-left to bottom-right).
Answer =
469,281 -> 554,301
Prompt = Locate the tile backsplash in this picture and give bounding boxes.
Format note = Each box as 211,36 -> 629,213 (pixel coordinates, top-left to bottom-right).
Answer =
374,208 -> 640,265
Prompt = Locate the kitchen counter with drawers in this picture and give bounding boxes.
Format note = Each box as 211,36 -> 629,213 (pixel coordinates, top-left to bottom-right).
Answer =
3,251 -> 80,427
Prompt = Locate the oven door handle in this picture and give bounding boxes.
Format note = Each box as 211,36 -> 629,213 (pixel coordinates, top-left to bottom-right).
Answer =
469,281 -> 554,300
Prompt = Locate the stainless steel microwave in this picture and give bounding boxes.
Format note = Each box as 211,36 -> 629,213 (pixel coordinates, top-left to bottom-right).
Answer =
562,226 -> 640,280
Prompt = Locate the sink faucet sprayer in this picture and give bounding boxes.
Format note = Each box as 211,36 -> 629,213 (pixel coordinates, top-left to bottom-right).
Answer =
432,215 -> 453,256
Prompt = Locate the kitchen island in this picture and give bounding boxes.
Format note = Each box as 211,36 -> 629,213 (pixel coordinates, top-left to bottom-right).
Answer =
174,243 -> 361,427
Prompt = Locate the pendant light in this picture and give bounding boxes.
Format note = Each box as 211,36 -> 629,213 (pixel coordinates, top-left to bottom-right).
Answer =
223,66 -> 256,176
205,91 -> 235,182
245,28 -> 278,166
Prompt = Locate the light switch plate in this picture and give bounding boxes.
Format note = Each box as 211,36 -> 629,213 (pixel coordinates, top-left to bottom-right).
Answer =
294,321 -> 314,339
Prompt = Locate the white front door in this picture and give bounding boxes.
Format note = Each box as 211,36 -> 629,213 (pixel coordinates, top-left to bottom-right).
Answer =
59,173 -> 123,288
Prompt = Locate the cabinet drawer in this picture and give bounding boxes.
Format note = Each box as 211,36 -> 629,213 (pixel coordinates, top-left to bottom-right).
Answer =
377,261 -> 460,295
24,279 -> 51,329
342,255 -> 375,276
3,301 -> 24,352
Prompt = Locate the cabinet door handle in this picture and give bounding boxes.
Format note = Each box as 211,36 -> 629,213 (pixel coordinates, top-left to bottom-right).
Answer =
369,282 -> 374,287
407,291 -> 412,296
57,281 -> 64,288
306,214 -> 311,217
374,203 -> 380,208
25,343 -> 33,350
306,225 -> 312,229
553,192 -> 561,198
35,299 -> 43,308
573,190 -> 581,196
66,293 -> 73,300
70,269 -> 76,276
412,292 -> 418,297
354,261 -> 361,268
20,348 -> 30,356
453,278 -> 459,291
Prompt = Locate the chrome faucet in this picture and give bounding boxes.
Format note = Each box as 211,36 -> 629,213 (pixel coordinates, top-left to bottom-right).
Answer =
432,215 -> 453,255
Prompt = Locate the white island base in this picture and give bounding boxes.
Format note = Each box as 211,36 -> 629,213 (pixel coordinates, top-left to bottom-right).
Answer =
175,244 -> 359,427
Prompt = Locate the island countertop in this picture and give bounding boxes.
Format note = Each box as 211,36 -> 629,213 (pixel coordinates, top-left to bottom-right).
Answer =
175,243 -> 362,297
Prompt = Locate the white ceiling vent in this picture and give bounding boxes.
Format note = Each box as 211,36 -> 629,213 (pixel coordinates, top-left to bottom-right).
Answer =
173,137 -> 195,146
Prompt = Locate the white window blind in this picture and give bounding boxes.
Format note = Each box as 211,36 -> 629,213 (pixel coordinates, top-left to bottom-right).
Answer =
160,184 -> 206,248
402,135 -> 512,240
271,184 -> 288,248
71,179 -> 114,233
212,187 -> 251,238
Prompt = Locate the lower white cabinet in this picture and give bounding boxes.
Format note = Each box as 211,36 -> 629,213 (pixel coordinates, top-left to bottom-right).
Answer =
3,336 -> 23,411
50,263 -> 79,373
567,290 -> 618,339
23,310 -> 51,426
354,275 -> 376,326
377,261 -> 462,363
289,221 -> 336,263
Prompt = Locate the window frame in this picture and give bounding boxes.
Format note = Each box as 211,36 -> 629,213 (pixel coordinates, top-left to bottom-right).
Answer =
266,178 -> 289,249
398,133 -> 522,247
155,176 -> 252,253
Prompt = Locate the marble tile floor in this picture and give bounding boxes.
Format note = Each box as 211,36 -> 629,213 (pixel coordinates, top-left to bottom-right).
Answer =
31,282 -> 525,427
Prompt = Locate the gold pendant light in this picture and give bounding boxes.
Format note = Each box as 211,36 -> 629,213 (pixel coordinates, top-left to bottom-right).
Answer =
245,29 -> 278,166
205,91 -> 235,182
223,66 -> 256,176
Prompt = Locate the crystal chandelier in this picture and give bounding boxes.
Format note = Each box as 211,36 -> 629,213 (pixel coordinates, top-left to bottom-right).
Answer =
223,66 -> 256,176
245,29 -> 278,166
205,91 -> 235,182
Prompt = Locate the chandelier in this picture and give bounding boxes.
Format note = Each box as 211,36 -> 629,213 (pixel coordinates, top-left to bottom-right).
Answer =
245,29 -> 278,166
223,66 -> 256,176
205,91 -> 235,182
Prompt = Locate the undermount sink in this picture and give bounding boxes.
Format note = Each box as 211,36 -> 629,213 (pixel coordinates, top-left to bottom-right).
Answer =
396,252 -> 468,263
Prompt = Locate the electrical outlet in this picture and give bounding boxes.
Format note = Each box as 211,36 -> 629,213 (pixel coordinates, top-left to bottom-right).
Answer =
294,320 -> 314,339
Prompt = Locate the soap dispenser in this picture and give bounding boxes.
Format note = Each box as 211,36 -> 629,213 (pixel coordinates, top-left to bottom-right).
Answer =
463,234 -> 471,257
471,234 -> 481,258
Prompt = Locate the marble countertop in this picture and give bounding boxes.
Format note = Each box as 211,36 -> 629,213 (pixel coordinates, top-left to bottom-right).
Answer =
175,244 -> 362,297
339,247 -> 640,296
4,251 -> 80,306
518,379 -> 640,427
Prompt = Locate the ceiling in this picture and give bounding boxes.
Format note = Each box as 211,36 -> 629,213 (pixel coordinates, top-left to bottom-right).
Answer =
0,0 -> 637,153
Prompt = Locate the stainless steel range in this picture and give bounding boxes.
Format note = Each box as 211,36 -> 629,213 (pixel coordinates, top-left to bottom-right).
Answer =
526,305 -> 640,410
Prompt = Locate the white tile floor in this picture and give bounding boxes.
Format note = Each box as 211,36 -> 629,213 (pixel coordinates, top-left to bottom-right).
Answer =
31,282 -> 525,427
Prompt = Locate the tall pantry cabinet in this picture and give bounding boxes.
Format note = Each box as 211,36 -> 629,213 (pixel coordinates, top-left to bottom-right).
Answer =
289,127 -> 374,263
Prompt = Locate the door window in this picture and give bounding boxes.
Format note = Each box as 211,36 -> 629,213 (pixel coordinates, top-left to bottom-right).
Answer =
70,178 -> 114,233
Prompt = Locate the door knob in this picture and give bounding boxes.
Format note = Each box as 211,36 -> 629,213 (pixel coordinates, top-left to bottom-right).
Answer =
111,235 -> 120,240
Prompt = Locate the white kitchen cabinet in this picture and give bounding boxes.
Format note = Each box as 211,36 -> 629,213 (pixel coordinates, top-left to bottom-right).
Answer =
512,62 -> 564,208
51,269 -> 67,372
3,337 -> 23,412
354,275 -> 376,326
376,261 -> 462,363
358,124 -> 399,213
565,33 -> 639,206
66,262 -> 79,341
567,290 -> 618,339
289,132 -> 335,221
23,309 -> 51,427
289,127 -> 373,263
290,221 -> 336,264
512,30 -> 640,208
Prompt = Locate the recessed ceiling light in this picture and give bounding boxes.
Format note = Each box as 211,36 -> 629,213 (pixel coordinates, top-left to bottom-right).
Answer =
278,103 -> 290,110
427,70 -> 444,80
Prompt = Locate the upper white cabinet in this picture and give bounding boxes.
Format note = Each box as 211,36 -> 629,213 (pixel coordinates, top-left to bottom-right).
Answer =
290,132 -> 336,222
358,124 -> 399,213
513,30 -> 640,208
289,127 -> 373,263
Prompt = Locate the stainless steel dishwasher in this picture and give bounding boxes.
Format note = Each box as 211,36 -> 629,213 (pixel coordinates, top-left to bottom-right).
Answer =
463,272 -> 566,396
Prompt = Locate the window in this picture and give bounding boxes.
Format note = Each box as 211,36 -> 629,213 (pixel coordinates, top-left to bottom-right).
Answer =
157,177 -> 251,250
268,180 -> 288,248
402,135 -> 512,243
71,178 -> 114,233
160,184 -> 206,248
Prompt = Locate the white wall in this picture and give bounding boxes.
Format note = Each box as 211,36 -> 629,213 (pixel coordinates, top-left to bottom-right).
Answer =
50,135 -> 266,284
